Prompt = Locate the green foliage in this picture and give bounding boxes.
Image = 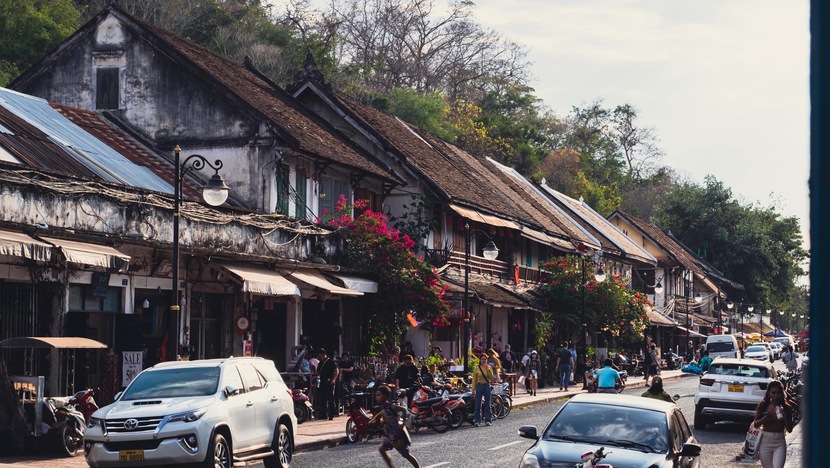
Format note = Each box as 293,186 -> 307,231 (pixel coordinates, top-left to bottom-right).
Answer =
658,176 -> 807,310
386,88 -> 457,141
0,0 -> 79,85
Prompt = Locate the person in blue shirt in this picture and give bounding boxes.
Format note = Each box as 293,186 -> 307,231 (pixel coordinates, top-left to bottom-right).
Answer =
595,358 -> 621,394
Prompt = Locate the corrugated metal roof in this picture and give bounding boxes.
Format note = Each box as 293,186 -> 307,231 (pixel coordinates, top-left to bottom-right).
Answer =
0,88 -> 172,193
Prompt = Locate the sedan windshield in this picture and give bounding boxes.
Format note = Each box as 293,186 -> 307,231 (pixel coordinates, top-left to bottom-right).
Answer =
746,346 -> 765,353
122,367 -> 220,400
543,402 -> 668,453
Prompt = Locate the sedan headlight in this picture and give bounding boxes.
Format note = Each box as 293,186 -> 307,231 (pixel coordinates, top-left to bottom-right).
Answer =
87,416 -> 102,429
168,408 -> 208,423
520,452 -> 541,468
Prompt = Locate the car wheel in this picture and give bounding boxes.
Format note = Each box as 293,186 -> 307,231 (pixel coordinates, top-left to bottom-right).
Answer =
204,433 -> 231,468
693,405 -> 708,430
264,423 -> 292,468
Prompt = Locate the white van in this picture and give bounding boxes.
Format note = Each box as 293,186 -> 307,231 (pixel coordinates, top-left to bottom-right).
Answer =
773,335 -> 795,348
705,335 -> 740,360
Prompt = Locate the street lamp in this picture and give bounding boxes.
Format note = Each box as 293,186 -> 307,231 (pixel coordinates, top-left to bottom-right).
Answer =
462,222 -> 499,372
168,145 -> 230,361
580,256 -> 605,373
726,300 -> 734,335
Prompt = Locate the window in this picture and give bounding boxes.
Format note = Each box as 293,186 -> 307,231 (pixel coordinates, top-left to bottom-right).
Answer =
238,364 -> 264,391
276,164 -> 290,215
223,366 -> 244,394
69,284 -> 121,313
318,175 -> 349,221
96,68 -> 120,110
295,173 -> 307,219
121,367 -> 220,400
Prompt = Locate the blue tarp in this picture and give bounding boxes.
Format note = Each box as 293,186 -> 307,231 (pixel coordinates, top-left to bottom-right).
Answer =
763,329 -> 788,337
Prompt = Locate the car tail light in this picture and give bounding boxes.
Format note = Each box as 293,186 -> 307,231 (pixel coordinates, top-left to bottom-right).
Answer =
700,378 -> 715,387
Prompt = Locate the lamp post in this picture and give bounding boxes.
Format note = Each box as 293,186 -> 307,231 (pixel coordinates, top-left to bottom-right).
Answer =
462,222 -> 499,372
168,145 -> 230,362
580,256 -> 605,370
727,300 -> 734,334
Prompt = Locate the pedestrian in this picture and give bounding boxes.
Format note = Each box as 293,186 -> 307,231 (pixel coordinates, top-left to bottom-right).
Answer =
338,351 -> 356,409
568,342 -> 578,385
524,350 -> 541,396
781,345 -> 799,373
641,376 -> 673,403
645,343 -> 659,386
316,348 -> 339,420
699,350 -> 713,372
371,384 -> 420,468
595,358 -> 621,394
555,342 -> 573,391
521,349 -> 533,394
486,348 -> 502,381
399,342 -> 414,361
394,355 -> 421,406
752,380 -> 794,468
471,351 -> 495,426
500,345 -> 516,373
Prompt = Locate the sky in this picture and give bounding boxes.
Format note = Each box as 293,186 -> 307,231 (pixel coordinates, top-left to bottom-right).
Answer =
470,0 -> 810,242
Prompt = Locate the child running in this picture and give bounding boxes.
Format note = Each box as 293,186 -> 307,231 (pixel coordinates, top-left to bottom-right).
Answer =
370,384 -> 420,468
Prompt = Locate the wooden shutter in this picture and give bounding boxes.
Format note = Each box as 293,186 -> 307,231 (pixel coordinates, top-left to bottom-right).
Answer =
96,68 -> 119,110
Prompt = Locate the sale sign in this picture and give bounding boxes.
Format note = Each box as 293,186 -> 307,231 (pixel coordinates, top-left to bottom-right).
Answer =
122,351 -> 143,387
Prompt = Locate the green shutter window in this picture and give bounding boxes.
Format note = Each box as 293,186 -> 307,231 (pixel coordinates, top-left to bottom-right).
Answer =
295,175 -> 307,220
276,164 -> 290,215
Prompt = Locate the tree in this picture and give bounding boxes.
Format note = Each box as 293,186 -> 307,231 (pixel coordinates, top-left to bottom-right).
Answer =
0,0 -> 80,86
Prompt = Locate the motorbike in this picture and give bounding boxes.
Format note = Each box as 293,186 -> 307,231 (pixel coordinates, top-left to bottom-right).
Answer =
406,385 -> 453,433
68,388 -> 98,423
291,388 -> 313,424
576,447 -> 613,468
43,396 -> 86,456
585,366 -> 625,394
344,392 -> 386,443
663,352 -> 683,371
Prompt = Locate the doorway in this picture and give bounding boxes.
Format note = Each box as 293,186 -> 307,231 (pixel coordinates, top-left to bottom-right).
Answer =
190,293 -> 225,360
255,302 -> 287,369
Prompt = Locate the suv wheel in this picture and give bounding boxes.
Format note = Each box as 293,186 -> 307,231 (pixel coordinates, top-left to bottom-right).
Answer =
693,405 -> 709,430
264,423 -> 292,468
204,433 -> 231,468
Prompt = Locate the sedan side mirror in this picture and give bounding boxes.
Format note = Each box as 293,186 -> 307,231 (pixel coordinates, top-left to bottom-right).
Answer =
672,394 -> 681,401
224,386 -> 241,397
518,425 -> 538,440
678,442 -> 702,457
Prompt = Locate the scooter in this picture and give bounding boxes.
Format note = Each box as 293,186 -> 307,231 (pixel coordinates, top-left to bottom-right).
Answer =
68,388 -> 98,423
291,388 -> 313,424
44,397 -> 86,456
344,392 -> 386,443
585,367 -> 625,394
406,385 -> 453,433
576,447 -> 612,468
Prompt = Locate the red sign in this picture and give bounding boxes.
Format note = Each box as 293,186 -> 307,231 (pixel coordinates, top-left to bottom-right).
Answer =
243,340 -> 253,357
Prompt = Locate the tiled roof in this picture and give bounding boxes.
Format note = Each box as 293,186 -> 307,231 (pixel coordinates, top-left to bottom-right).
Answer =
328,91 -> 593,245
443,276 -> 532,309
107,7 -> 399,184
613,211 -> 743,290
539,184 -> 656,265
52,104 -> 205,202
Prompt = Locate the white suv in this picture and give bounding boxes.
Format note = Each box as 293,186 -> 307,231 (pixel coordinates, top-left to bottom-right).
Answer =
84,357 -> 296,468
693,358 -> 775,430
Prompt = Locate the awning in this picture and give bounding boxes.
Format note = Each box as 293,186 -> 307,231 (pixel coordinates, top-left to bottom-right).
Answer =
324,273 -> 378,293
449,204 -> 520,230
645,305 -> 676,327
0,337 -> 108,349
41,236 -> 129,270
674,326 -> 706,338
221,264 -> 300,296
0,229 -> 51,261
520,226 -> 576,252
288,269 -> 363,296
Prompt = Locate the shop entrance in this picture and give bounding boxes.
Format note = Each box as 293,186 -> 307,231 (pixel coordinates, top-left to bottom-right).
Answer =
190,293 -> 226,360
255,302 -> 287,369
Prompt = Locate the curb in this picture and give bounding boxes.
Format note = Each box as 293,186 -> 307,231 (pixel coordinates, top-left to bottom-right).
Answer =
295,372 -> 694,453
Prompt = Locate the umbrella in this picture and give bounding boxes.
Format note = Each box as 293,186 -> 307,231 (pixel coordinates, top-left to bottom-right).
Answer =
763,329 -> 788,338
795,329 -> 809,339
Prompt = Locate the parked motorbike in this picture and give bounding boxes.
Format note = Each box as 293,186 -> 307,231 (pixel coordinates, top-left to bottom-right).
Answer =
406,386 -> 453,433
576,447 -> 613,468
291,388 -> 313,424
68,388 -> 98,423
663,352 -> 683,371
44,397 -> 86,457
344,392 -> 386,443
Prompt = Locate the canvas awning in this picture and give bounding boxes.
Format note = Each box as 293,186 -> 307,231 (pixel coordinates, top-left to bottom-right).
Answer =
645,305 -> 676,327
520,226 -> 576,252
41,236 -> 129,270
449,204 -> 520,230
0,337 -> 107,349
288,269 -> 363,296
674,326 -> 706,338
0,229 -> 52,261
221,264 -> 300,296
324,273 -> 378,293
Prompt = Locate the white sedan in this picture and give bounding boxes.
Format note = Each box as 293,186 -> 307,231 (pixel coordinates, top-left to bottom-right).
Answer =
744,345 -> 770,361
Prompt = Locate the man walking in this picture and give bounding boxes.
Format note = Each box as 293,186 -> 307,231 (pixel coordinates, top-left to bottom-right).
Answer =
555,343 -> 574,392
568,342 -> 578,385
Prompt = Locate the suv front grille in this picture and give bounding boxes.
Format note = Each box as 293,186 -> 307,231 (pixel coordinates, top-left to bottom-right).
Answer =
105,416 -> 163,433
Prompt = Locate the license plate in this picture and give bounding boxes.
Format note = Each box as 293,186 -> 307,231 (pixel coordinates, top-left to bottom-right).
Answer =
119,450 -> 145,462
728,384 -> 744,392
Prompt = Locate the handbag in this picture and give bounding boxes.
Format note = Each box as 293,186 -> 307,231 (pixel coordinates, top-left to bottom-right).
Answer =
517,375 -> 526,384
740,424 -> 763,461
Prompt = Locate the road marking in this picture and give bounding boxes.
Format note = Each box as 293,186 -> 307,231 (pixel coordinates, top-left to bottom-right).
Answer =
488,440 -> 524,451
424,463 -> 450,468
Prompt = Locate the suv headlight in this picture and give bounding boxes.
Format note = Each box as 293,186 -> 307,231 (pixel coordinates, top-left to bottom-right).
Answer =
168,407 -> 208,423
87,416 -> 102,429
519,452 -> 540,468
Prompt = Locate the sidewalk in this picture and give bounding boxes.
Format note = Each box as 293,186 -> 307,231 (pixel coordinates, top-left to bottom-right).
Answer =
293,368 -> 691,452
783,421 -> 803,468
